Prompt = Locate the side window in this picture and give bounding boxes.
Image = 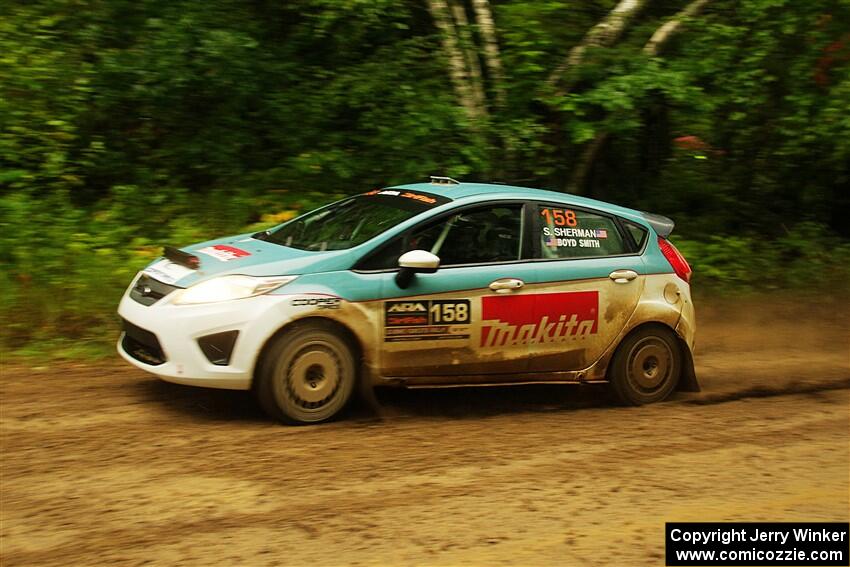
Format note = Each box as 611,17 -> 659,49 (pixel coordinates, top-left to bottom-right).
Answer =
357,204 -> 524,270
431,205 -> 523,265
537,204 -> 627,259
623,220 -> 648,250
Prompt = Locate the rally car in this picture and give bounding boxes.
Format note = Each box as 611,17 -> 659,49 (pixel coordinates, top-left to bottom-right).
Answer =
117,177 -> 697,424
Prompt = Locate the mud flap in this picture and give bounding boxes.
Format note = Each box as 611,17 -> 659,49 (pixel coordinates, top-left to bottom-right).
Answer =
676,338 -> 700,392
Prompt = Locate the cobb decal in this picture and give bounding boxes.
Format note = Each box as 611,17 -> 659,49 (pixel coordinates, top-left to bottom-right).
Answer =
480,291 -> 598,348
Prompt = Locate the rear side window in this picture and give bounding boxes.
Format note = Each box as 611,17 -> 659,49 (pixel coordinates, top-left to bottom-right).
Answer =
536,204 -> 627,259
623,221 -> 648,250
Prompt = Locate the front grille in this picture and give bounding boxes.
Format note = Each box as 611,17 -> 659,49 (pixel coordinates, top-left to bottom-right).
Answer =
130,274 -> 179,306
121,318 -> 167,365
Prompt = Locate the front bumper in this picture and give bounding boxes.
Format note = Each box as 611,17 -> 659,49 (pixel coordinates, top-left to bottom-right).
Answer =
117,287 -> 297,390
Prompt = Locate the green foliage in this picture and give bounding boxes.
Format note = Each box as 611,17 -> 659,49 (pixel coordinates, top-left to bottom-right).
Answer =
673,223 -> 850,291
0,186 -> 329,350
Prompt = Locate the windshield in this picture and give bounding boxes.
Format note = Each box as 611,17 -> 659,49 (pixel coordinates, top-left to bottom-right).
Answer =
265,189 -> 452,251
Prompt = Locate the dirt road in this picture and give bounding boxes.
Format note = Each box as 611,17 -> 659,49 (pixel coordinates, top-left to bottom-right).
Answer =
2,297 -> 848,566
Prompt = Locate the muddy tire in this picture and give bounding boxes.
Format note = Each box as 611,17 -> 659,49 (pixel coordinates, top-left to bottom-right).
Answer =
255,322 -> 357,424
607,325 -> 682,406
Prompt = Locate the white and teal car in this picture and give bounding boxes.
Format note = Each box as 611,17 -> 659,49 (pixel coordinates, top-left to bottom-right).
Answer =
118,177 -> 698,424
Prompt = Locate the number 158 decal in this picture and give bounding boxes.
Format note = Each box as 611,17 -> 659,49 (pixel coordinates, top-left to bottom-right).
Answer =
429,300 -> 470,324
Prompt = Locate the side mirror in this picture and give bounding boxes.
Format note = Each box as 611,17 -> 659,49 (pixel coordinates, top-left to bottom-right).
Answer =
395,250 -> 440,288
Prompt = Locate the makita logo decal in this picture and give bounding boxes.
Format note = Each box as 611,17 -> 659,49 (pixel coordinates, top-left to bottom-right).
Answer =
480,291 -> 598,348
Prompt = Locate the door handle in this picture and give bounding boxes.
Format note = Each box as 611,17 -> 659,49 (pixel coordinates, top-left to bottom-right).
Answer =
489,278 -> 524,293
609,270 -> 638,284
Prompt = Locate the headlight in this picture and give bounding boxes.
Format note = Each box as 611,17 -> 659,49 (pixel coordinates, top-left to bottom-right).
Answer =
170,275 -> 297,305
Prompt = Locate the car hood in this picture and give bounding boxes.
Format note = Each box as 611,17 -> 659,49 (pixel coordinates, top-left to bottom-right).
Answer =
147,233 -> 359,287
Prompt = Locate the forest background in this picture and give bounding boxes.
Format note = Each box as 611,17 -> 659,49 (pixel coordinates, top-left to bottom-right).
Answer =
1,0 -> 848,355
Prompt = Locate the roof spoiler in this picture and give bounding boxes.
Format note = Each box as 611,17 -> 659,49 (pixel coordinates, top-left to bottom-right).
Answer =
641,212 -> 675,238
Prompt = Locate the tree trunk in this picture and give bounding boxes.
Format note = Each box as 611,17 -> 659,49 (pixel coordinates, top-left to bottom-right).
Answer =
450,0 -> 488,114
643,0 -> 711,56
567,132 -> 609,194
567,0 -> 712,193
547,0 -> 648,97
426,0 -> 485,121
471,0 -> 506,108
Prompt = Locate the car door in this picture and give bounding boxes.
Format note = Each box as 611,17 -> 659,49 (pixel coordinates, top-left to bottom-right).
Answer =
527,202 -> 645,373
355,201 -> 538,383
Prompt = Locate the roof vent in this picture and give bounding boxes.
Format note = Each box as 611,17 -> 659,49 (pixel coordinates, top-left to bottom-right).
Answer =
429,175 -> 460,186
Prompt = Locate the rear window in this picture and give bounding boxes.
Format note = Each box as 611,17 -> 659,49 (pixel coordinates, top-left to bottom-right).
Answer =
623,221 -> 648,250
536,205 -> 627,259
266,189 -> 450,251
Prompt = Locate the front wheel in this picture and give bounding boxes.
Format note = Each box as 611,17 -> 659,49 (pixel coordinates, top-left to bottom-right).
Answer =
255,322 -> 357,424
607,326 -> 682,405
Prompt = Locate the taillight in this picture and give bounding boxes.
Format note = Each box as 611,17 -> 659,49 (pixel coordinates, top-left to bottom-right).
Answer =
657,237 -> 692,283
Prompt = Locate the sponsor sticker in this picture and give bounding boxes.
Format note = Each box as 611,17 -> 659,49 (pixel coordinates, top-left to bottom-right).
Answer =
385,326 -> 470,342
144,260 -> 194,285
385,301 -> 429,327
480,291 -> 598,348
197,244 -> 252,262
363,189 -> 448,207
291,297 -> 341,310
384,299 -> 471,341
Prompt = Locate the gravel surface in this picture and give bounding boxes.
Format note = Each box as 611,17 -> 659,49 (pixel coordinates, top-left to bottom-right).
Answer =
2,297 -> 848,566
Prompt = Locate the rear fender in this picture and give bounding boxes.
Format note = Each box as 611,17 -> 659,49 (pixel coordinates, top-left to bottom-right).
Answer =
585,274 -> 698,389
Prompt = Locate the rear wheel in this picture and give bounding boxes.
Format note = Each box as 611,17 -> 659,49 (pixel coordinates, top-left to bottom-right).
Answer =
607,326 -> 681,405
255,322 -> 357,424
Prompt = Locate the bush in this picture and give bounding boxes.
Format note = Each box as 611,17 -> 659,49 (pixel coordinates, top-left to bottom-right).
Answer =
0,187 -> 327,352
672,223 -> 850,292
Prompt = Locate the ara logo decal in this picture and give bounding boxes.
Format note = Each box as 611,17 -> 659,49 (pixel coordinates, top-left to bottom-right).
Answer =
387,302 -> 427,313
385,301 -> 429,327
480,292 -> 598,348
